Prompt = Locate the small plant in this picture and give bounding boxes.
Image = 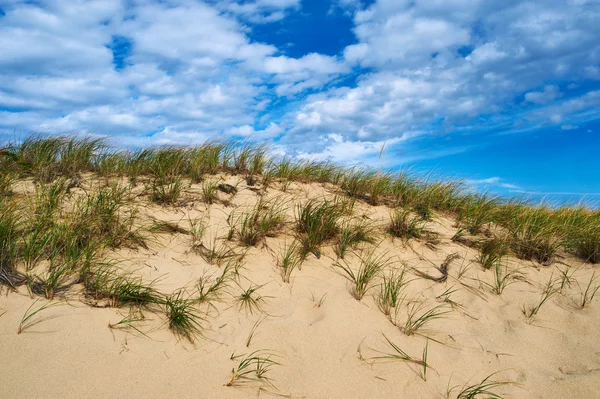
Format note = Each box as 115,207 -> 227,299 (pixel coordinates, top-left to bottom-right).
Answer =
334,219 -> 376,259
557,265 -> 575,293
232,197 -> 287,246
482,261 -> 521,295
371,333 -> 429,370
165,290 -> 204,343
401,302 -> 450,336
246,317 -> 264,347
189,215 -> 208,249
522,275 -> 557,322
458,194 -> 498,234
18,299 -> 59,334
195,235 -> 237,266
237,284 -> 267,314
197,264 -> 232,303
295,199 -> 343,258
28,262 -> 74,300
378,266 -> 410,316
478,238 -> 509,270
227,350 -> 279,388
453,373 -> 510,399
278,241 -> 303,283
436,286 -> 463,310
389,208 -> 425,240
108,308 -> 150,338
85,266 -> 163,307
201,180 -> 219,205
150,176 -> 183,205
578,272 -> 599,308
309,291 -> 327,308
335,250 -> 391,300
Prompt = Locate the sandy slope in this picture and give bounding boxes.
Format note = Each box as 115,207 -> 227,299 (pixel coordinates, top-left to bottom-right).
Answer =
1,176 -> 599,398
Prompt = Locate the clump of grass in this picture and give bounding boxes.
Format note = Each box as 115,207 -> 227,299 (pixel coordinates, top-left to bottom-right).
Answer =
71,182 -> 144,249
478,238 -> 509,270
227,350 -> 279,387
371,333 -> 429,374
522,275 -> 557,322
278,241 -> 303,283
237,284 -> 267,314
577,272 -> 599,308
165,290 -> 204,343
231,197 -> 287,246
334,219 -> 376,259
18,299 -> 60,334
32,178 -> 70,224
453,373 -> 510,399
197,263 -> 233,303
389,208 -> 425,240
0,170 -> 16,198
310,291 -> 327,308
189,215 -> 208,250
85,266 -> 163,307
189,142 -> 226,179
498,206 -> 563,265
195,235 -> 238,266
27,262 -> 74,300
401,302 -> 450,336
482,261 -> 521,295
295,199 -> 343,258
458,194 -> 498,234
557,265 -> 575,293
108,308 -> 150,338
150,175 -> 183,205
0,201 -> 24,290
564,211 -> 600,263
201,180 -> 219,205
335,250 -> 391,300
378,265 -> 410,316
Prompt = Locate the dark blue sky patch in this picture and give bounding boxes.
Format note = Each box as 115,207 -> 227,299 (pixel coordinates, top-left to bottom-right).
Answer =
107,35 -> 133,71
249,0 -> 356,57
0,8 -> 5,17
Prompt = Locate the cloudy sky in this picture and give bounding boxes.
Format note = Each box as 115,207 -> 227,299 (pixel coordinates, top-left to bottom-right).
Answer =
1,0 -> 600,201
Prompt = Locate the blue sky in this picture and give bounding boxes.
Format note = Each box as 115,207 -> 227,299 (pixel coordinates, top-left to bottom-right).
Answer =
1,0 -> 600,203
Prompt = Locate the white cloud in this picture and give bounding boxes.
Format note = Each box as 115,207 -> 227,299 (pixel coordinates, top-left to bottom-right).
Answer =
1,0 -> 600,172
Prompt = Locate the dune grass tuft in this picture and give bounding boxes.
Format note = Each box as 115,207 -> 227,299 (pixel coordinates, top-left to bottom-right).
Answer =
295,199 -> 343,258
165,290 -> 204,343
389,208 -> 426,240
227,350 -> 279,388
335,250 -> 391,300
401,302 -> 450,336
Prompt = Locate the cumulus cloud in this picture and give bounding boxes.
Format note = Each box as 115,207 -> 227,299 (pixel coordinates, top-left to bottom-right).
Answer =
0,0 -> 599,173
282,0 -> 600,158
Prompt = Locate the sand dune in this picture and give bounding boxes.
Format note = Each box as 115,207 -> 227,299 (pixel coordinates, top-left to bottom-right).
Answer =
1,173 -> 599,399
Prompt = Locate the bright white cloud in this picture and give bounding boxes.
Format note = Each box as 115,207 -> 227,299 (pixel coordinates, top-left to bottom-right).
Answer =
0,0 -> 599,174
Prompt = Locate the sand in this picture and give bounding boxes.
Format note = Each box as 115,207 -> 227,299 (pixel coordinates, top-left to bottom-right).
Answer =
1,175 -> 599,398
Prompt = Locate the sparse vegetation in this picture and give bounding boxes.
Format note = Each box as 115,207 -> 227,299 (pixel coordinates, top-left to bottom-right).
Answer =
295,199 -> 343,258
334,219 -> 376,259
335,250 -> 391,300
378,265 -> 410,316
227,350 -> 279,388
482,261 -> 521,295
389,208 -> 426,240
401,302 -> 450,336
18,299 -> 60,334
165,290 -> 204,343
478,238 -> 509,270
278,241 -> 303,283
